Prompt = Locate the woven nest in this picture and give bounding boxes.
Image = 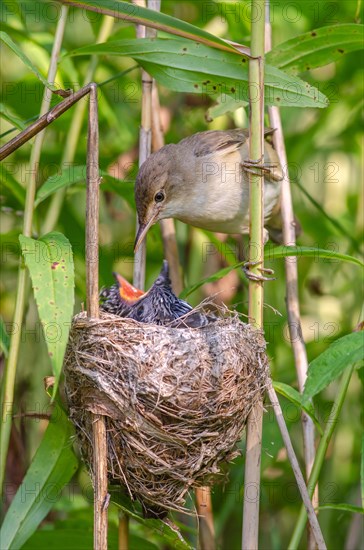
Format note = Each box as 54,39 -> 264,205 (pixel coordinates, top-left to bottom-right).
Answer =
64,308 -> 269,516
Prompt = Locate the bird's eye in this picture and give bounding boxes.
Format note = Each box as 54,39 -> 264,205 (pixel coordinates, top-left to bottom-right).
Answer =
154,191 -> 165,203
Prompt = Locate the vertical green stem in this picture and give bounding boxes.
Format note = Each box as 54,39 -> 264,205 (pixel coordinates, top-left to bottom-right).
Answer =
242,1 -> 265,548
0,6 -> 69,495
288,365 -> 355,549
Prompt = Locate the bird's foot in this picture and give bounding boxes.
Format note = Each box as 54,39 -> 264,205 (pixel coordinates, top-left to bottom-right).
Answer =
242,156 -> 278,178
243,261 -> 276,282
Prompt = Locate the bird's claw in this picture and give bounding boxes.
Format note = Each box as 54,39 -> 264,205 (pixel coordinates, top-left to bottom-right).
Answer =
242,156 -> 278,178
243,261 -> 276,282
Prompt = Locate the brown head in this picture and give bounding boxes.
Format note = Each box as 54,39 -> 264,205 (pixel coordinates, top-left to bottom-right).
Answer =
134,144 -> 187,251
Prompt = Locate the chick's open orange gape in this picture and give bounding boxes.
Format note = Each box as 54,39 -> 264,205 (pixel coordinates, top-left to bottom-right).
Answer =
134,128 -> 284,251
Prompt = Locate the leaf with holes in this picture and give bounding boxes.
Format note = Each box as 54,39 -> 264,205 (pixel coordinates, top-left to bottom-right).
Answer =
19,232 -> 75,394
266,24 -> 364,74
67,38 -> 328,108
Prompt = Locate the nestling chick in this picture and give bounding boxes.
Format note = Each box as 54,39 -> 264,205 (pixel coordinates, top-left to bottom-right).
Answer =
100,260 -> 212,328
134,128 -> 284,250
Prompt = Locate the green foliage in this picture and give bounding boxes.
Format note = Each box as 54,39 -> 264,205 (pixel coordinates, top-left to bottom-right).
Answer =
0,31 -> 58,91
19,233 -> 75,394
303,332 -> 364,401
0,318 -> 10,358
181,245 -> 363,298
110,489 -> 193,549
1,1 -> 363,549
68,38 -> 328,107
267,24 -> 364,74
0,403 -> 78,549
35,165 -> 134,207
273,381 -> 322,434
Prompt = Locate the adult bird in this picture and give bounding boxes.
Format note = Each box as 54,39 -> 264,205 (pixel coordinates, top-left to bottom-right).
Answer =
134,128 -> 286,252
100,260 -> 212,328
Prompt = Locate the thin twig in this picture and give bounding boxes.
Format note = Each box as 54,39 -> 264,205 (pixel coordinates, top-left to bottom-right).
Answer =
288,365 -> 355,549
132,0 -> 154,291
86,84 -> 100,319
195,486 -> 216,550
267,381 -> 326,549
0,84 -> 93,161
264,5 -> 318,547
242,1 -> 265,548
86,83 -> 108,549
0,5 -> 69,494
92,415 -> 108,550
118,512 -> 129,550
151,84 -> 183,294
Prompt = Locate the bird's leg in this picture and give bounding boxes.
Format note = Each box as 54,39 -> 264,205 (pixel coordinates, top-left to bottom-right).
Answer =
241,155 -> 278,178
243,260 -> 276,282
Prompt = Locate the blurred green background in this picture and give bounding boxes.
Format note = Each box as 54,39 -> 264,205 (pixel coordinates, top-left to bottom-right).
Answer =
1,1 -> 363,548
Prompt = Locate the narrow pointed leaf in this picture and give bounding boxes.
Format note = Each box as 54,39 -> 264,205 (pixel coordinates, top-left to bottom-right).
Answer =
35,165 -> 134,207
0,103 -> 26,131
67,38 -> 328,108
180,246 -> 364,298
273,381 -> 323,435
0,163 -> 26,208
19,233 -> 75,394
317,504 -> 364,514
0,31 -> 58,91
110,489 -> 192,550
303,332 -> 364,402
267,24 -> 364,74
0,403 -> 78,549
0,317 -> 10,358
60,0 -> 239,54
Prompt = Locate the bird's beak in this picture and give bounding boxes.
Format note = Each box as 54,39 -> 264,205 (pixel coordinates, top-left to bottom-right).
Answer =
113,272 -> 144,302
134,210 -> 159,252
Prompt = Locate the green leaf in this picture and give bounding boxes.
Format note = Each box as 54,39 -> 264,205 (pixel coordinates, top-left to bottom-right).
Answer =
303,332 -> 364,402
26,527 -> 158,550
273,381 -> 323,435
0,403 -> 78,549
67,38 -> 328,108
19,233 -> 75,394
35,165 -> 134,207
0,163 -> 26,208
264,245 -> 364,267
0,31 -> 58,92
267,24 -> 364,74
180,246 -> 364,298
361,433 -> 364,509
317,504 -> 364,514
0,317 -> 10,358
110,489 -> 192,550
206,96 -> 247,122
61,0 -> 239,54
0,102 -> 26,131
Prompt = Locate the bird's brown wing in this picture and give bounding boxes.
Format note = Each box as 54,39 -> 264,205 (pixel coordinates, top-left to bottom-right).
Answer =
185,128 -> 276,158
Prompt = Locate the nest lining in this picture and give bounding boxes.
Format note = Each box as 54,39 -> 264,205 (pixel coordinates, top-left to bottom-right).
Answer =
64,309 -> 269,515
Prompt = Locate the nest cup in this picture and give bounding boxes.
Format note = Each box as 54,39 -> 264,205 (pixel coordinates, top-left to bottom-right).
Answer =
64,308 -> 269,516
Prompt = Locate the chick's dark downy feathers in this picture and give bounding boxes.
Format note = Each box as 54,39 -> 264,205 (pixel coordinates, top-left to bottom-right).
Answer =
100,260 -> 212,328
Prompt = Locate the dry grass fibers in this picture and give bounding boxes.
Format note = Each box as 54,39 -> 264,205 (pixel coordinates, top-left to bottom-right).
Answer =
64,308 -> 269,516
